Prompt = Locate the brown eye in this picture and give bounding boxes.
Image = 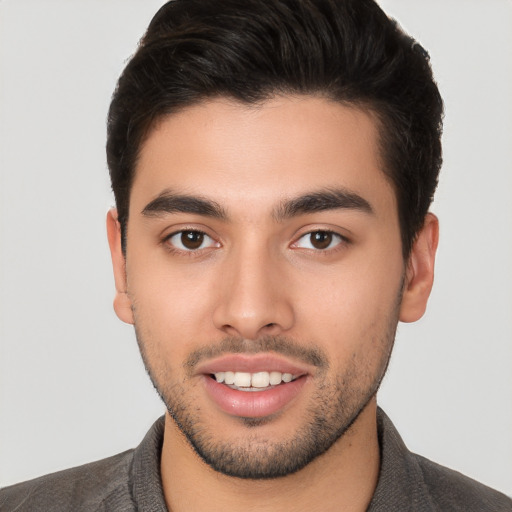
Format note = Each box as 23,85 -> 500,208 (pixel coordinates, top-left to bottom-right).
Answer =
310,231 -> 333,249
167,230 -> 218,251
294,230 -> 344,250
181,231 -> 204,249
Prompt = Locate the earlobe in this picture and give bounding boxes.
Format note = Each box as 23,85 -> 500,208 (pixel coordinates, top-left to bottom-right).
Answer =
106,209 -> 134,325
399,213 -> 439,323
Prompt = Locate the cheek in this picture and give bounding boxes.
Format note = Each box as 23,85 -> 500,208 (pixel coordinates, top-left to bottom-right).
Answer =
293,258 -> 402,355
127,260 -> 217,350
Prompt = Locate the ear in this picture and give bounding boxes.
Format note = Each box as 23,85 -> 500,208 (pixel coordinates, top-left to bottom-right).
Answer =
106,209 -> 134,325
399,213 -> 439,323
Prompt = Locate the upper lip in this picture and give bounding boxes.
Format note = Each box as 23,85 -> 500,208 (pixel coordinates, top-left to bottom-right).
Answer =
195,353 -> 312,377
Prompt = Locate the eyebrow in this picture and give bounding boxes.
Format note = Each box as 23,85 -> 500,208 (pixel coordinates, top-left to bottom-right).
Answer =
141,187 -> 373,221
273,188 -> 373,221
142,191 -> 227,219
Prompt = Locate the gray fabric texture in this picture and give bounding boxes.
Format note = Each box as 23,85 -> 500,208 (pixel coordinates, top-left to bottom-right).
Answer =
1,409 -> 510,511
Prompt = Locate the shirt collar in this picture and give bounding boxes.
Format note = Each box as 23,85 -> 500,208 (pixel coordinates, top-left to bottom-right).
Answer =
131,409 -> 438,511
368,408 -> 436,511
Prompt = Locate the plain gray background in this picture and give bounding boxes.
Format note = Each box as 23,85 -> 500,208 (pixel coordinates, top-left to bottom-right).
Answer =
1,0 -> 511,496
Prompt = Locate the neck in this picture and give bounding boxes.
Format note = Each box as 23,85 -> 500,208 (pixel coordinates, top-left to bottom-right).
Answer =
160,399 -> 380,512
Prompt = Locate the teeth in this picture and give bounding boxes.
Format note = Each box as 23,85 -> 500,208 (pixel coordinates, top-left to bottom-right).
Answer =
269,371 -> 282,385
213,371 -> 296,388
251,372 -> 270,388
224,371 -> 235,385
235,372 -> 251,387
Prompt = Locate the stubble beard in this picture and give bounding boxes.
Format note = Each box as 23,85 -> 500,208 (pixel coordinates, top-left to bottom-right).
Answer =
133,302 -> 399,480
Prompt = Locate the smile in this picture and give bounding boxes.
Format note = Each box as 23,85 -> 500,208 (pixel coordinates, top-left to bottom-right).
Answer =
197,353 -> 311,418
203,373 -> 307,418
213,371 -> 296,390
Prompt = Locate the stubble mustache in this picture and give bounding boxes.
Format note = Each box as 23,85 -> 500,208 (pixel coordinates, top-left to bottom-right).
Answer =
182,335 -> 330,376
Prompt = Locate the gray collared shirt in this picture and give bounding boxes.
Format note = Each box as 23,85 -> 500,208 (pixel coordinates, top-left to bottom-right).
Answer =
1,409 -> 511,511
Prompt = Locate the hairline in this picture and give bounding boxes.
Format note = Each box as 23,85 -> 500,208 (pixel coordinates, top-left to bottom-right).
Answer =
121,92 -> 413,259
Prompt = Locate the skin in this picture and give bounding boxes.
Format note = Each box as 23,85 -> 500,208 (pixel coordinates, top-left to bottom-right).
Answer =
107,96 -> 438,511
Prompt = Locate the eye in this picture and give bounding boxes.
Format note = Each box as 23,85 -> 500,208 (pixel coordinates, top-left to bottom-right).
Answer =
293,230 -> 345,250
166,230 -> 219,251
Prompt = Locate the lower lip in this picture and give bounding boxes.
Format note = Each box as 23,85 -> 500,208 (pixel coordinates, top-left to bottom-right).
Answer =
202,375 -> 307,418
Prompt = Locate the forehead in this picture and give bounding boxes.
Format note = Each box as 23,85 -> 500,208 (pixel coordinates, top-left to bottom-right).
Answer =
131,96 -> 396,217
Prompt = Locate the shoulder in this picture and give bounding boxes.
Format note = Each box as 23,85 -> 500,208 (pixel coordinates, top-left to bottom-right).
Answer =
0,449 -> 136,512
371,408 -> 512,511
413,453 -> 512,511
0,417 -> 166,512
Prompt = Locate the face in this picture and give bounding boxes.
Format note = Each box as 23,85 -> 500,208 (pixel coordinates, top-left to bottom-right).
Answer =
108,96 -> 430,479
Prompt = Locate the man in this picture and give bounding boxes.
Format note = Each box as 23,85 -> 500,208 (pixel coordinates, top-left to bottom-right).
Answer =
1,0 -> 511,510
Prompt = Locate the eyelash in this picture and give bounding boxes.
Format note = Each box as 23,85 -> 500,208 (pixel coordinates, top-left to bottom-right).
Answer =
162,228 -> 349,256
163,229 -> 219,255
292,230 -> 349,253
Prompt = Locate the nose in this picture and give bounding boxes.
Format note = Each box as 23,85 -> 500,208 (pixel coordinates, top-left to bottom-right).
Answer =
212,245 -> 294,340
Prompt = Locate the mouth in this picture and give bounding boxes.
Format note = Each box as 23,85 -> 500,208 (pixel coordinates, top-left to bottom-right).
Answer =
211,370 -> 297,391
198,355 -> 310,418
